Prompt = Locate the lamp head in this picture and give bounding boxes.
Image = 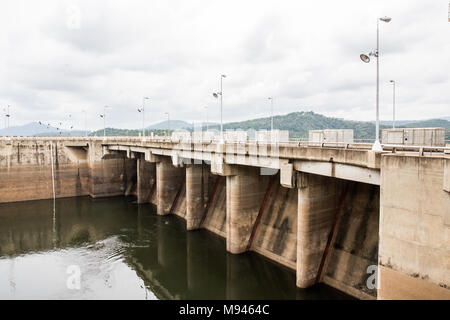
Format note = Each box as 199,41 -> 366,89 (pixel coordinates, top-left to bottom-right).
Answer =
360,54 -> 371,63
379,16 -> 391,23
213,92 -> 219,98
221,74 -> 226,78
390,80 -> 395,83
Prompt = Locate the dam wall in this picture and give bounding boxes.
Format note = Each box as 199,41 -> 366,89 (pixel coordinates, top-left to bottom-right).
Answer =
0,137 -> 448,300
0,139 -> 90,202
378,155 -> 450,299
0,139 -> 136,203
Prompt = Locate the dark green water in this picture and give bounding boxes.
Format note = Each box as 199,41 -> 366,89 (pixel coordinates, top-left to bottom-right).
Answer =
0,197 -> 351,300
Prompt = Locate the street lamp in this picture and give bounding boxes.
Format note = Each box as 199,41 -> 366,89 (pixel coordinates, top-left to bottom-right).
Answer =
213,74 -> 226,142
268,97 -> 274,132
164,112 -> 170,137
204,106 -> 209,131
100,105 -> 110,139
360,16 -> 391,151
3,105 -> 10,136
82,110 -> 87,136
389,80 -> 396,129
138,97 -> 150,138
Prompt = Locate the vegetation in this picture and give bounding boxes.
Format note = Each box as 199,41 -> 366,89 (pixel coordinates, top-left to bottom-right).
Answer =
88,112 -> 450,140
89,128 -> 171,137
400,119 -> 450,140
207,111 -> 377,139
210,111 -> 450,140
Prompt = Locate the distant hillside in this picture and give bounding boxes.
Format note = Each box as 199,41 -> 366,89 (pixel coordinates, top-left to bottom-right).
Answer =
4,114 -> 449,140
207,111 -> 450,140
208,111 -> 378,139
89,128 -> 170,137
399,119 -> 450,130
146,120 -> 191,130
0,122 -> 86,137
34,130 -> 87,137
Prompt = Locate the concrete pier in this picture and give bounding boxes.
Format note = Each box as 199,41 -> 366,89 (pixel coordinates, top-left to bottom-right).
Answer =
226,166 -> 270,254
185,164 -> 206,230
156,156 -> 184,215
136,154 -> 156,204
296,173 -> 342,288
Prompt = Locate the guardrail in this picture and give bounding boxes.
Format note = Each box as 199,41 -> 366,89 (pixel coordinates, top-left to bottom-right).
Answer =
1,136 -> 449,154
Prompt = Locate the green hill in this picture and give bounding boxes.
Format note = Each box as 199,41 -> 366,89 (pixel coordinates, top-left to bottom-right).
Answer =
89,128 -> 170,137
88,112 -> 450,141
209,111 -> 378,139
211,111 -> 449,140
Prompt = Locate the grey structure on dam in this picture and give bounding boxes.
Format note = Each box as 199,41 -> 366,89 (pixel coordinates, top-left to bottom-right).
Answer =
0,135 -> 449,300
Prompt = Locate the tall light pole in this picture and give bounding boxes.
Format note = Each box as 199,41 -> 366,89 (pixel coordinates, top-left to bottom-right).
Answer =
165,112 -> 170,137
204,106 -> 209,131
4,105 -> 10,136
138,97 -> 150,138
82,110 -> 87,136
389,80 -> 396,129
100,105 -> 109,139
268,97 -> 274,132
213,74 -> 226,142
360,16 -> 391,151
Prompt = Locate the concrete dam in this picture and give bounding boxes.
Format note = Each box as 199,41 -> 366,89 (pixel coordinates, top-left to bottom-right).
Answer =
0,136 -> 449,300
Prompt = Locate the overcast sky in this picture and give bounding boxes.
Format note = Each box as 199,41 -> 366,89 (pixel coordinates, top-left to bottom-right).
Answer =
0,0 -> 449,130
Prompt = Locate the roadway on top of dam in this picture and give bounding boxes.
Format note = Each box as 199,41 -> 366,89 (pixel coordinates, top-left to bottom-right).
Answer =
2,136 -> 449,187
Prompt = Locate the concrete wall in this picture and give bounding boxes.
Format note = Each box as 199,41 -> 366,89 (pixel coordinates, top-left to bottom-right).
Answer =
324,182 -> 380,299
202,174 -> 227,237
0,140 -> 90,203
0,139 -> 137,203
379,154 -> 450,299
155,156 -> 185,216
1,138 -> 448,300
88,141 -> 137,198
136,154 -> 156,204
226,166 -> 271,254
250,181 -> 298,270
296,173 -> 343,288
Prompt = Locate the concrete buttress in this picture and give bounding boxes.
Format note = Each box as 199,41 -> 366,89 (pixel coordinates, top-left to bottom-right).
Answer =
296,172 -> 342,288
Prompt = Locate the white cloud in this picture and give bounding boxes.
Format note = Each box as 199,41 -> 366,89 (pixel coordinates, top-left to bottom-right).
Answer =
0,0 -> 449,131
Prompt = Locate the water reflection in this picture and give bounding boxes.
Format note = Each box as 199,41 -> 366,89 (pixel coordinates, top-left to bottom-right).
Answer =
0,197 -> 351,300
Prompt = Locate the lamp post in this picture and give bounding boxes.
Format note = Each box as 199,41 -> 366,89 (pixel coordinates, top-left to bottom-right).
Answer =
389,80 -> 396,129
82,110 -> 87,136
2,106 -> 9,132
360,16 -> 391,151
100,105 -> 109,139
165,112 -> 170,137
204,106 -> 209,131
213,74 -> 226,142
4,105 -> 10,136
268,97 -> 274,132
138,97 -> 150,138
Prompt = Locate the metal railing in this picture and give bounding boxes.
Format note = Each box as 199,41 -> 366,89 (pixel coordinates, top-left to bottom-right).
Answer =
1,136 -> 449,154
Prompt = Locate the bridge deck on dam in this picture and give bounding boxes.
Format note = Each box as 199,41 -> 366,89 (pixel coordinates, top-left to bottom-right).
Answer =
0,136 -> 449,300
